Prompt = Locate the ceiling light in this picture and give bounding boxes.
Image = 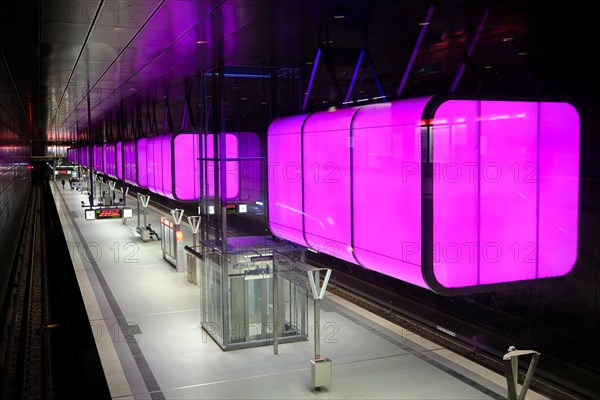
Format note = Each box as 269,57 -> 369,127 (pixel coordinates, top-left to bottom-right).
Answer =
418,22 -> 430,26
196,40 -> 208,44
483,65 -> 493,69
502,37 -> 514,42
114,27 -> 125,32
333,15 -> 345,19
518,52 -> 528,56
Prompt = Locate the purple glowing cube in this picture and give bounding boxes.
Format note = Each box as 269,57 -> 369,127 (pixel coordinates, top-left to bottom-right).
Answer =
116,142 -> 123,180
79,146 -> 89,168
93,145 -> 103,172
103,143 -> 117,178
267,96 -> 580,294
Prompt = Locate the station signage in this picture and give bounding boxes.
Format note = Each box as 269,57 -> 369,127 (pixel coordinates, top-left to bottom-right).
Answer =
226,204 -> 248,214
96,208 -> 122,219
84,207 -> 133,220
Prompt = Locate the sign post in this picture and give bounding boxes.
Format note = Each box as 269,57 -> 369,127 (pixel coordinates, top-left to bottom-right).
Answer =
121,186 -> 129,224
136,194 -> 151,241
186,216 -> 201,283
307,267 -> 332,390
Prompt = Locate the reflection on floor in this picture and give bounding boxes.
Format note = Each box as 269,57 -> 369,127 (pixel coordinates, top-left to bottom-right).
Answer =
52,183 -> 549,400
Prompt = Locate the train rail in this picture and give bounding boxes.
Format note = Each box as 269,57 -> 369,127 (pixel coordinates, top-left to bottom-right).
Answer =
0,168 -> 110,399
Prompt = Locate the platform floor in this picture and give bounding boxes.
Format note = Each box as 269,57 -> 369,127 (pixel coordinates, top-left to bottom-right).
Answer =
51,182 -> 549,400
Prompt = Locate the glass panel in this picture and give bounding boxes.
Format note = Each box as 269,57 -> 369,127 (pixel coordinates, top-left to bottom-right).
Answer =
201,252 -> 223,345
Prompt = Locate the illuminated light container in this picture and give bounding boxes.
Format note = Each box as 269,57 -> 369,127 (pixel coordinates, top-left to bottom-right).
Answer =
124,139 -> 147,188
267,96 -> 580,294
79,146 -> 89,168
93,144 -> 103,172
103,143 -> 117,178
116,142 -> 123,180
145,132 -> 258,201
66,147 -> 76,163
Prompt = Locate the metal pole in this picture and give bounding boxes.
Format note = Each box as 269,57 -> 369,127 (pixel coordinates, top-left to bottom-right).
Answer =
273,268 -> 279,354
397,4 -> 435,98
314,296 -> 320,359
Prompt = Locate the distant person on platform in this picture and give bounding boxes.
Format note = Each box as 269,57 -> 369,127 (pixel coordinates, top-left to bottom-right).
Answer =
61,178 -> 65,189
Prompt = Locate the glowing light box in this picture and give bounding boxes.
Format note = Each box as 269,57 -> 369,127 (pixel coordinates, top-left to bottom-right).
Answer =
116,142 -> 123,180
149,132 -> 258,201
103,143 -> 117,178
93,144 -> 103,172
267,96 -> 580,294
66,147 -> 76,163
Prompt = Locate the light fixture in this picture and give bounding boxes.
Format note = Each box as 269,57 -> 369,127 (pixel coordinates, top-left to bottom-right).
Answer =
418,22 -> 430,26
502,37 -> 514,42
196,40 -> 208,44
333,15 -> 345,19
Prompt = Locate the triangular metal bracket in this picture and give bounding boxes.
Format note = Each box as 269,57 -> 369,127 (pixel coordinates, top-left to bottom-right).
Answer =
108,181 -> 116,190
503,346 -> 541,400
171,208 -> 184,225
139,194 -> 150,208
187,215 -> 201,234
307,268 -> 332,301
121,186 -> 129,197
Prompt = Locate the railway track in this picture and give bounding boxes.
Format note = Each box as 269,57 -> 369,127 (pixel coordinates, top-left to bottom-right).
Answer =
1,171 -> 111,399
5,184 -> 50,399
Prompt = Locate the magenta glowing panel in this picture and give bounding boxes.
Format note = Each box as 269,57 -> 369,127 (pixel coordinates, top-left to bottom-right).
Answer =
303,108 -> 356,263
93,145 -> 103,172
103,143 -> 117,178
173,133 -> 199,201
430,100 -> 579,291
116,142 -> 123,180
79,146 -> 89,168
268,115 -> 308,246
352,98 -> 432,288
146,136 -> 165,196
66,148 -> 75,163
137,139 -> 148,188
267,96 -> 580,294
136,133 -> 252,201
124,140 -> 136,185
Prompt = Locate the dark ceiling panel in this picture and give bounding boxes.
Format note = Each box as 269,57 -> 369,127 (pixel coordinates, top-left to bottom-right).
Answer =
0,0 -> 583,140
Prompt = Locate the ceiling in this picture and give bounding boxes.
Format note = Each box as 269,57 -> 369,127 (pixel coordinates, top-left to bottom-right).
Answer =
0,0 -> 595,146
